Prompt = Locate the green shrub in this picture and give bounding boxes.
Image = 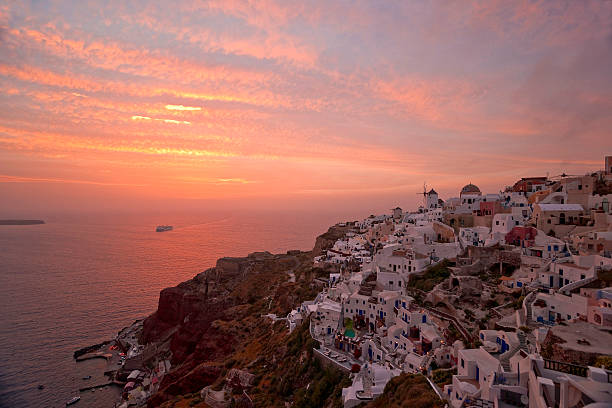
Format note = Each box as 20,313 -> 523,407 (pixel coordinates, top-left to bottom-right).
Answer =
407,260 -> 452,292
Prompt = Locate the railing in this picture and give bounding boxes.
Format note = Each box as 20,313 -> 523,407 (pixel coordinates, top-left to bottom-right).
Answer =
544,359 -> 588,377
558,276 -> 597,295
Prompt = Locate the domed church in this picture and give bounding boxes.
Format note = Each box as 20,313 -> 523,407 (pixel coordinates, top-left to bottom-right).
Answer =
460,183 -> 481,197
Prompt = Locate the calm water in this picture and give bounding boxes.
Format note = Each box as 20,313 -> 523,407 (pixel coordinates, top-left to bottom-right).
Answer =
0,211 -> 345,408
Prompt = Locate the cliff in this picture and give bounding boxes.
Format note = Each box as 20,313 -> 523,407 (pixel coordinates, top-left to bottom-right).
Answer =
312,223 -> 354,257
360,373 -> 444,408
132,226 -> 355,407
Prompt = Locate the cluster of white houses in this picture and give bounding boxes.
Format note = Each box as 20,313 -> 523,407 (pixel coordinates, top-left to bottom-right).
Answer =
289,156 -> 612,408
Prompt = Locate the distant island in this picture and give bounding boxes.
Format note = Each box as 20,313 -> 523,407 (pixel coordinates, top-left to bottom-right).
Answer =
0,219 -> 45,225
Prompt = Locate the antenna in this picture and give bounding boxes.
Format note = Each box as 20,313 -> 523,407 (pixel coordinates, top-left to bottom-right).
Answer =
416,182 -> 427,208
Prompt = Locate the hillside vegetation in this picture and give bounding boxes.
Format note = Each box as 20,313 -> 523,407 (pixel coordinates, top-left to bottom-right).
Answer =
361,373 -> 444,408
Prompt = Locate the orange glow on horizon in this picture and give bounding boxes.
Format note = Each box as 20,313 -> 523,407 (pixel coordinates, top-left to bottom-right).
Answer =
1,1 -> 611,214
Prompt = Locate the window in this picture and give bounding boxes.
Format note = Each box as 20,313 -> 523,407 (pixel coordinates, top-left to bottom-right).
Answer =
559,269 -> 563,276
580,274 -> 585,280
461,359 -> 464,368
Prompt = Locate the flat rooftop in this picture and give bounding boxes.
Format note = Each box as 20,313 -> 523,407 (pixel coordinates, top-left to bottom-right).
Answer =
549,320 -> 612,355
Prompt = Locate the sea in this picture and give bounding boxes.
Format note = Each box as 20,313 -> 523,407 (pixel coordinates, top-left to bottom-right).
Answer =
0,211 -> 350,408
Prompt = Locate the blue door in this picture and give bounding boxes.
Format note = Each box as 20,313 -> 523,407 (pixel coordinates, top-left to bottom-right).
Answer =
368,346 -> 373,359
501,339 -> 507,352
327,327 -> 331,334
549,276 -> 554,287
422,315 -> 427,323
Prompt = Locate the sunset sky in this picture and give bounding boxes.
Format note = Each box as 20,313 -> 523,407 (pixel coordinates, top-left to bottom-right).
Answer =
1,1 -> 611,215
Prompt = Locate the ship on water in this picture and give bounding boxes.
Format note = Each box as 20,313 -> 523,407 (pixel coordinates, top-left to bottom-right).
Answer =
155,225 -> 173,232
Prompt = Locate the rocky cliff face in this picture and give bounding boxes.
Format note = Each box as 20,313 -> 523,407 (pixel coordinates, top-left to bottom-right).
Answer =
138,252 -> 310,406
312,224 -> 353,257
137,227 -> 353,407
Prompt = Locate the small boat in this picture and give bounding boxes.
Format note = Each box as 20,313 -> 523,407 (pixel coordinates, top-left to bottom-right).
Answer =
155,225 -> 173,232
82,375 -> 91,380
66,395 -> 80,405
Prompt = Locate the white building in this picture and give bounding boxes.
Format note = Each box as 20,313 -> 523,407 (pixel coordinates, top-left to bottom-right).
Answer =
312,299 -> 342,336
531,291 -> 588,324
459,227 -> 490,247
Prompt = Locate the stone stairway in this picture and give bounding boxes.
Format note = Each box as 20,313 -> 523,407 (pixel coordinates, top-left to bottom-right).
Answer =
523,291 -> 536,324
500,356 -> 512,372
517,331 -> 528,353
362,371 -> 373,395
499,343 -> 520,372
